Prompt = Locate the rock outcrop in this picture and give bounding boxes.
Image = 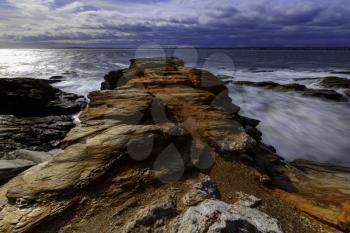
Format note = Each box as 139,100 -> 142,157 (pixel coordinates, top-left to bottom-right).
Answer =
0,78 -> 86,182
0,78 -> 86,116
320,76 -> 350,89
234,80 -> 344,100
0,58 -> 348,233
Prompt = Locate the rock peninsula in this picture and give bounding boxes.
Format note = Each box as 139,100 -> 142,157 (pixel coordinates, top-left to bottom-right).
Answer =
0,58 -> 349,233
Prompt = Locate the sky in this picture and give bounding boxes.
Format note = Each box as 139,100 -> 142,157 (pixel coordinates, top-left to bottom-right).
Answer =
0,0 -> 350,48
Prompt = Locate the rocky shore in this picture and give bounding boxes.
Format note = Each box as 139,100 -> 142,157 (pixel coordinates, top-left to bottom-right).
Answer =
0,78 -> 86,182
0,58 -> 349,232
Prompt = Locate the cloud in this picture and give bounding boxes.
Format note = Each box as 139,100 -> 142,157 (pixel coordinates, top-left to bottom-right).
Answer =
0,0 -> 349,47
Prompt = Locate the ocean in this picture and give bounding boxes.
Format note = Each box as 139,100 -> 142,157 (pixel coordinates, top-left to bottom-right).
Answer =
1,48 -> 350,166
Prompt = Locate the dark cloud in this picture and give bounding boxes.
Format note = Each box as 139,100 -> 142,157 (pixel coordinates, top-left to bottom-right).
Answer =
0,0 -> 349,47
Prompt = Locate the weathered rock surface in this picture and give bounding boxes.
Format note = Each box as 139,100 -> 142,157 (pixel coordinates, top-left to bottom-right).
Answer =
234,80 -> 343,100
0,115 -> 75,158
178,199 -> 282,233
0,58 -> 348,233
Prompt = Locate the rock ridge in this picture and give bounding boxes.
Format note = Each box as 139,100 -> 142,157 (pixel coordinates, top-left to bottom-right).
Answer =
0,58 -> 348,232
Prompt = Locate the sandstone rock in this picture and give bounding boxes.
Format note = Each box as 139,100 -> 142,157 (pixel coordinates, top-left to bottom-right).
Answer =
0,57 -> 346,233
0,159 -> 35,183
255,147 -> 350,231
177,199 -> 283,233
234,80 -> 343,100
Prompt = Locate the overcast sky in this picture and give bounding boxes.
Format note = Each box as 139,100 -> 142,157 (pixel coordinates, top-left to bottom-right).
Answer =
0,0 -> 350,48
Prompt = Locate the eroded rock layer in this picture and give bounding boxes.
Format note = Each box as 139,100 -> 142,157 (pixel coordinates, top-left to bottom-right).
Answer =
0,58 -> 349,233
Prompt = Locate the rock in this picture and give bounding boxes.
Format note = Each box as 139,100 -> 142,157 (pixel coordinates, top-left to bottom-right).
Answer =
124,199 -> 177,232
331,71 -> 350,75
182,175 -> 219,206
0,159 -> 36,183
48,76 -> 65,83
6,149 -> 52,163
255,147 -> 350,231
234,80 -> 343,100
302,88 -> 343,100
235,192 -> 262,207
0,78 -> 86,116
177,199 -> 283,233
345,89 -> 350,96
0,115 -> 75,158
0,57 -> 346,233
320,76 -> 350,89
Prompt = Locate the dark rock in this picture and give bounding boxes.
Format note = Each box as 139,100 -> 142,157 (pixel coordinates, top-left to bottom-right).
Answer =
0,78 -> 86,117
320,76 -> 350,89
345,89 -> 350,97
302,89 -> 343,100
330,71 -> 350,75
234,80 -> 343,100
101,69 -> 129,90
48,76 -> 65,84
0,115 -> 75,158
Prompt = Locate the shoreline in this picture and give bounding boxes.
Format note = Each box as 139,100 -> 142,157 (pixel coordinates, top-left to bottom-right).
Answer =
0,57 -> 349,232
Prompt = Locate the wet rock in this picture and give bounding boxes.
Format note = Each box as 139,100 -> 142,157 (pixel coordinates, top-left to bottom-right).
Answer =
0,159 -> 35,183
330,71 -> 350,75
320,76 -> 350,89
0,115 -> 75,158
48,76 -> 66,83
177,199 -> 283,233
0,78 -> 86,116
345,89 -> 350,96
234,80 -> 343,100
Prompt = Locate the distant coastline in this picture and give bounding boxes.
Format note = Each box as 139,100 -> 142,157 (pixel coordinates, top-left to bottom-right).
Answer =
1,47 -> 350,50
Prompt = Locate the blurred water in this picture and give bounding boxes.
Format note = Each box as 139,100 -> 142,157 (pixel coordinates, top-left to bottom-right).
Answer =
0,48 -> 349,166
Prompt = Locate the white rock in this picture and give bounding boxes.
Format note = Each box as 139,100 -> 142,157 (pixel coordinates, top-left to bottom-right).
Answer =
178,199 -> 283,233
